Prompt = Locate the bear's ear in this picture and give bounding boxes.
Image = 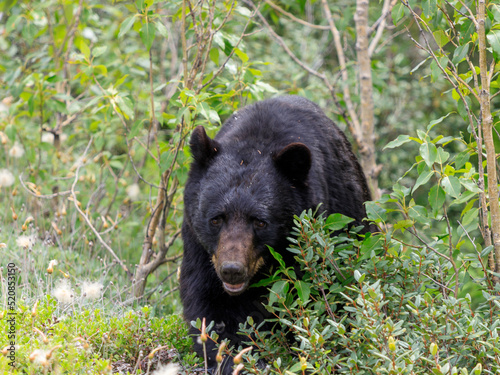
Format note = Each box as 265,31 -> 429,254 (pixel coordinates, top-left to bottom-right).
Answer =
274,142 -> 311,183
189,126 -> 220,165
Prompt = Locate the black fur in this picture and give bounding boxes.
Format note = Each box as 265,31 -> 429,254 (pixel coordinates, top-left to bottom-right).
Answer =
180,96 -> 371,373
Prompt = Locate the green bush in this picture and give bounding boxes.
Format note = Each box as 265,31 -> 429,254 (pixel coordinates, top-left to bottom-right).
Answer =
234,210 -> 500,374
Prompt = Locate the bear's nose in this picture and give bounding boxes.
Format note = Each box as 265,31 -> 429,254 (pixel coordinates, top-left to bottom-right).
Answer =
220,261 -> 246,283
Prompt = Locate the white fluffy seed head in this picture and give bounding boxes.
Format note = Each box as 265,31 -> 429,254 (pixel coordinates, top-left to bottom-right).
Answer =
0,169 -> 15,187
16,235 -> 35,249
9,142 -> 25,158
82,281 -> 103,300
41,132 -> 55,144
151,363 -> 180,375
53,279 -> 73,304
126,183 -> 140,200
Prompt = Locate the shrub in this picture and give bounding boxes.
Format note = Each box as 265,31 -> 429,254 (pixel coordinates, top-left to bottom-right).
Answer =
236,210 -> 500,374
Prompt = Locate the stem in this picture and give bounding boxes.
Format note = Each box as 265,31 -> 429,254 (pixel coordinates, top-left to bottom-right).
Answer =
477,0 -> 499,282
354,0 -> 380,199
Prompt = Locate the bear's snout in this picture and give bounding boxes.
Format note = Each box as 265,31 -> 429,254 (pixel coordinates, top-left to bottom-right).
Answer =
213,225 -> 261,295
219,261 -> 248,295
220,261 -> 246,284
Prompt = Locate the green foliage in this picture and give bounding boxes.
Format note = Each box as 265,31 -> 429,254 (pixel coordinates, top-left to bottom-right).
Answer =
237,211 -> 500,374
0,0 -> 275,310
0,296 -> 192,374
1,0 -> 499,373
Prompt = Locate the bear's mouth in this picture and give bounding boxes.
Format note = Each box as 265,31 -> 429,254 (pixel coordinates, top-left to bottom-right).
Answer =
222,281 -> 248,295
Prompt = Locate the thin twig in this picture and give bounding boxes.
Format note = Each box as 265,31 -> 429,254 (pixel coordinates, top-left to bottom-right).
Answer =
18,174 -> 72,199
200,1 -> 260,91
321,0 -> 363,147
368,0 -> 398,57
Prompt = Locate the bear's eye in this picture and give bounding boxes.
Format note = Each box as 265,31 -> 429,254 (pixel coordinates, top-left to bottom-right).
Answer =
254,219 -> 267,229
210,216 -> 223,227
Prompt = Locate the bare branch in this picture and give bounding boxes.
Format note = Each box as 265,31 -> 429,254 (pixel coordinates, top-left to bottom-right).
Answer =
18,174 -> 71,199
321,0 -> 363,144
368,0 -> 398,57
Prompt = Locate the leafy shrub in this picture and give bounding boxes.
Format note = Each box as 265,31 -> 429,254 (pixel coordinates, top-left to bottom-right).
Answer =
236,210 -> 500,374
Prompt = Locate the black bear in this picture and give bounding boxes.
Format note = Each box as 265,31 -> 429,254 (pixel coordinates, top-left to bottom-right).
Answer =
180,96 -> 371,373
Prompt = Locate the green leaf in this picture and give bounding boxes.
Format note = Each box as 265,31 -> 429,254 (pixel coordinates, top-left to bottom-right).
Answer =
487,30 -> 500,58
455,150 -> 471,170
422,0 -> 437,17
408,205 -> 430,225
78,39 -> 90,60
295,281 -> 310,302
359,234 -> 383,261
391,3 -> 405,25
109,159 -> 124,170
442,175 -> 461,198
480,245 -> 494,257
209,48 -> 219,65
5,124 -> 15,142
420,142 -> 438,167
410,56 -> 431,74
115,74 -> 130,88
384,134 -> 411,149
269,281 -> 289,305
353,270 -> 365,282
28,95 -> 34,116
452,43 -> 470,64
93,65 -> 108,76
115,95 -> 134,120
413,167 -> 434,193
253,81 -> 278,93
269,246 -> 285,269
394,219 -> 414,232
460,20 -> 475,44
462,207 -> 478,226
128,120 -> 143,140
452,190 -> 475,205
365,201 -> 387,223
436,147 -> 449,164
93,46 -> 108,58
119,16 -> 136,38
325,213 -> 355,231
430,60 -> 441,82
196,102 -> 220,124
234,48 -> 249,63
6,14 -> 19,34
457,95 -> 472,120
429,185 -> 445,212
155,20 -> 168,38
433,30 -> 450,47
136,0 -> 146,11
416,129 -> 429,142
427,113 -> 452,131
160,150 -> 174,174
22,23 -> 37,46
140,22 -> 156,51
460,178 -> 480,193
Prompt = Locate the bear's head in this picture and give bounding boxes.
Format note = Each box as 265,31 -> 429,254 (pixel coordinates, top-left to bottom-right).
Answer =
187,125 -> 312,295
